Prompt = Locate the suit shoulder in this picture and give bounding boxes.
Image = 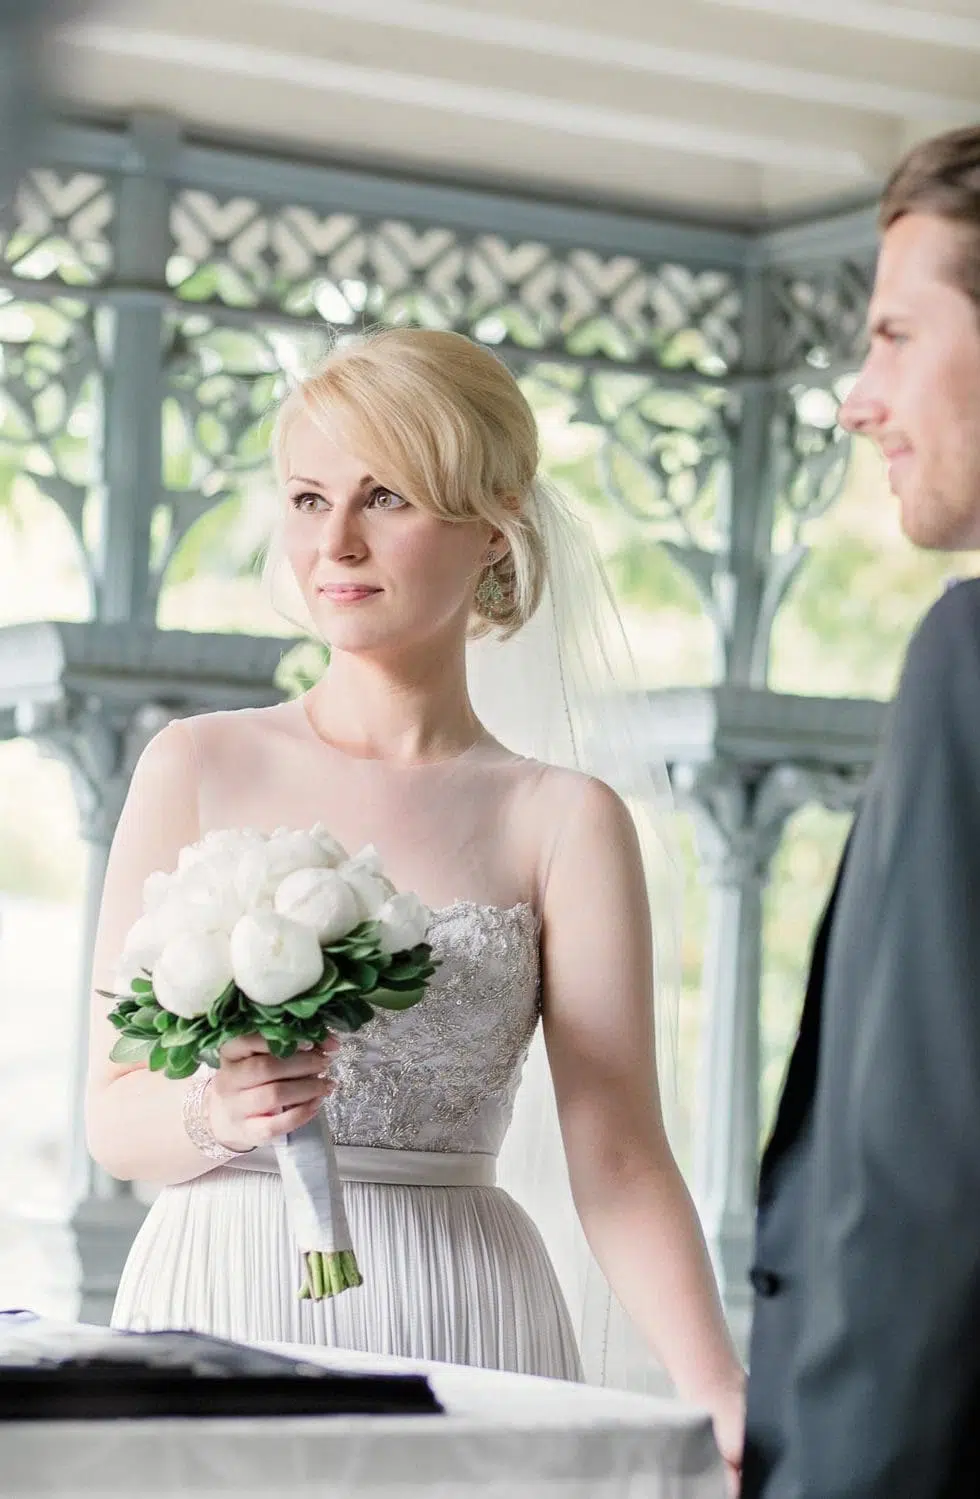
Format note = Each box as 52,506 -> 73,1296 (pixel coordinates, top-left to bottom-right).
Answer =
910,577 -> 980,653
881,581 -> 980,772
900,578 -> 980,698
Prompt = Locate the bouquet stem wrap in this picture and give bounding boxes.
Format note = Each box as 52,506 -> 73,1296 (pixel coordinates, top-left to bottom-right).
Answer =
273,1112 -> 363,1298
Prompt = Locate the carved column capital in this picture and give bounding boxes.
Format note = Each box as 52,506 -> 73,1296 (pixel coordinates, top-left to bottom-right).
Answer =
15,692 -> 172,845
674,758 -> 862,888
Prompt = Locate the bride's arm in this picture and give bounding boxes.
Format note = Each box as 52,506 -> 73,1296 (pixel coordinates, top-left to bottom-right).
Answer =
540,775 -> 743,1425
85,721 -> 333,1183
84,720 -> 223,1183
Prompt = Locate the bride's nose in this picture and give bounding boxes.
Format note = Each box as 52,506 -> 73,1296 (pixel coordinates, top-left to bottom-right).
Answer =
317,503 -> 368,563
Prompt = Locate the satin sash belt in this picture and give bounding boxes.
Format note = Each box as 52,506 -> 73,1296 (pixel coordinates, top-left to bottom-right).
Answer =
228,1143 -> 497,1188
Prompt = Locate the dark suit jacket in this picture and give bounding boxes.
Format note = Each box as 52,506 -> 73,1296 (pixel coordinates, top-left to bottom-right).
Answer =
743,579 -> 980,1499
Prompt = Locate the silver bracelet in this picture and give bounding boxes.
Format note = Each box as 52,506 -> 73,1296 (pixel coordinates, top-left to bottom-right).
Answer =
182,1071 -> 240,1165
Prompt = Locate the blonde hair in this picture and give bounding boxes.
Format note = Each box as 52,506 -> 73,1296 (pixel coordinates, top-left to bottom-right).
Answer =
271,327 -> 548,638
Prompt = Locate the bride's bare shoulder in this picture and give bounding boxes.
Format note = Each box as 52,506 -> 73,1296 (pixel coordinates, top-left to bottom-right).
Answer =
177,699 -> 302,757
507,755 -> 620,834
136,702 -> 302,785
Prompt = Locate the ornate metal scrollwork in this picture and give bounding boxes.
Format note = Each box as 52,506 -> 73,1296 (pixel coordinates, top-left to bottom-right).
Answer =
0,168 -> 114,286
674,758 -> 864,887
0,291 -> 100,600
769,257 -> 875,375
168,189 -> 742,374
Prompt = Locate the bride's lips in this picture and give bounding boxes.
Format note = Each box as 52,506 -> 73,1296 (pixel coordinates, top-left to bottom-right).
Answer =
319,584 -> 382,604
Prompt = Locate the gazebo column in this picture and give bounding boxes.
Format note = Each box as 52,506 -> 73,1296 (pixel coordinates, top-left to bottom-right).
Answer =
649,686 -> 879,1349
674,760 -> 797,1352
15,693 -> 170,1321
0,621 -> 294,1321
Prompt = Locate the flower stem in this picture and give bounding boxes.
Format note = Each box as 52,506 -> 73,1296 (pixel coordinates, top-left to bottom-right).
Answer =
300,1248 -> 363,1299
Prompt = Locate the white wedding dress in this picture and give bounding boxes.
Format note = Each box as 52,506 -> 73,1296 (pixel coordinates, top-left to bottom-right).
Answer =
109,700 -> 585,1381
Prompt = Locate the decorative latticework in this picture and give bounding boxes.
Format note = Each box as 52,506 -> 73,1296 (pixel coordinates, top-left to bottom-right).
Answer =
168,190 -> 742,376
583,376 -> 732,551
0,135 -> 884,661
772,382 -> 852,542
769,258 -> 875,374
0,292 -> 100,598
154,315 -> 309,588
0,170 -> 114,286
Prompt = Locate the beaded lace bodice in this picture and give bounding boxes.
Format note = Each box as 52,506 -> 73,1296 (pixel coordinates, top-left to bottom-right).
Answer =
327,901 -> 540,1154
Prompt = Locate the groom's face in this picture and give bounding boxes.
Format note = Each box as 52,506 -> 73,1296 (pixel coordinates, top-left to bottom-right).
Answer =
839,213 -> 980,550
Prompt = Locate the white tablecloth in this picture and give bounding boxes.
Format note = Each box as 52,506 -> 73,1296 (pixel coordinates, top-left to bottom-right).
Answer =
2,1340 -> 727,1499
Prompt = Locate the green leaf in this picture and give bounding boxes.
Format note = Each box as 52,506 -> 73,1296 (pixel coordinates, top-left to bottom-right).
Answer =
130,977 -> 154,995
131,1005 -> 162,1032
163,1044 -> 199,1075
210,1028 -> 241,1054
153,1011 -> 172,1033
282,997 -> 323,1019
249,1004 -> 283,1023
258,1023 -> 298,1045
312,956 -> 339,991
370,985 -> 426,1012
348,961 -> 379,991
207,981 -> 237,1028
148,1041 -> 169,1072
166,1055 -> 201,1081
324,995 -> 375,1031
341,942 -> 382,962
109,1035 -> 156,1066
160,1027 -> 196,1049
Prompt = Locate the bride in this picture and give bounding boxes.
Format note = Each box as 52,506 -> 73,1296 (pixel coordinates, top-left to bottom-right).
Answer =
85,327 -> 743,1481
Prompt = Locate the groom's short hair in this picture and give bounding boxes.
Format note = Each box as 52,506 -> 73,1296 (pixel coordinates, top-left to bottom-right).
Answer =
880,126 -> 980,313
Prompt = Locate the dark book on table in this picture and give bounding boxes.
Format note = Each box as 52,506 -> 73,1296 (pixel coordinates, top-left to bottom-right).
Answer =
0,1312 -> 443,1421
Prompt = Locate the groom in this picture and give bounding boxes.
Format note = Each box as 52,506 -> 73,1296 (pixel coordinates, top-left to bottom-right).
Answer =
743,125 -> 980,1499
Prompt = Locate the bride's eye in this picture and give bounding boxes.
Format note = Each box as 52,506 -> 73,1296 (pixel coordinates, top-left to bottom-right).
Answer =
367,487 -> 407,511
291,491 -> 327,513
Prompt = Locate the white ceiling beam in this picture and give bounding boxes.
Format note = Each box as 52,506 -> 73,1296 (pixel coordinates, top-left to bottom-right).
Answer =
705,0 -> 980,53
272,0 -> 977,121
59,22 -> 881,178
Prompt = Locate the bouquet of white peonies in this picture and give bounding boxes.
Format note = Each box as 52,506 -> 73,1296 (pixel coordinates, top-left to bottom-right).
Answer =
102,824 -> 437,1300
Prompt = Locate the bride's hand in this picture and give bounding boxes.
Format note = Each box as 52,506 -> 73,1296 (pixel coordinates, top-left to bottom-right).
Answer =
208,1034 -> 339,1153
706,1371 -> 746,1496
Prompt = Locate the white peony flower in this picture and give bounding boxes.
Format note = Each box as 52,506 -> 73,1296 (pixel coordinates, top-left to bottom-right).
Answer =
115,897 -> 194,991
229,910 -> 324,1007
347,843 -> 382,873
174,856 -> 252,934
375,893 -> 431,955
201,828 -> 264,858
309,822 -> 349,868
176,838 -> 209,874
235,830 -> 334,910
142,870 -> 174,912
274,867 -> 361,945
153,929 -> 234,1019
119,910 -> 169,976
340,846 -> 396,921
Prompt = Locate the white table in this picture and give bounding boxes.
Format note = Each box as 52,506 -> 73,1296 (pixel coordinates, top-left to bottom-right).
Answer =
2,1340 -> 727,1499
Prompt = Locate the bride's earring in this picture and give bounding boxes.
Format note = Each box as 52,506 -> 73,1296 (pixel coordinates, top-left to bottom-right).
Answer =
476,549 -> 505,613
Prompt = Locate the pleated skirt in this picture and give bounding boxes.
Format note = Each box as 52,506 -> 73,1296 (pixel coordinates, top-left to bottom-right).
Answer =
111,1164 -> 584,1382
